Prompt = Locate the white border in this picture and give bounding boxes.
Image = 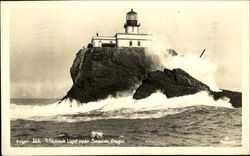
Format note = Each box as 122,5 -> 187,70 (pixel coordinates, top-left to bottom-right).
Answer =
1,1 -> 249,155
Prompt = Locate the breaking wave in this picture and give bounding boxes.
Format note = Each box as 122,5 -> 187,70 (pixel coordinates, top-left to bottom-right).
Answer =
147,33 -> 220,91
11,91 -> 233,122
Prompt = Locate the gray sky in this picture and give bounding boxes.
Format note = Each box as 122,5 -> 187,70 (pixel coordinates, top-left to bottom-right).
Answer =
8,5 -> 242,98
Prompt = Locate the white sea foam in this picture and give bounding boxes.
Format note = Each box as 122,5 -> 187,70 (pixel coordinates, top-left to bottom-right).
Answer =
146,33 -> 220,91
11,91 -> 233,122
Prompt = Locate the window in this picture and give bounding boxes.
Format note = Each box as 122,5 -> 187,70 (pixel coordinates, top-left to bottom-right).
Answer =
138,41 -> 140,47
129,41 -> 132,46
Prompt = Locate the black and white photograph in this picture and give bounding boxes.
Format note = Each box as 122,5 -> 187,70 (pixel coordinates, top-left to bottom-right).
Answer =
1,1 -> 249,155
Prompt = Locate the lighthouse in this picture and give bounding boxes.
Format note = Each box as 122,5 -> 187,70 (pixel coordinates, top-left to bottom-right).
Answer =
91,9 -> 152,48
124,9 -> 140,34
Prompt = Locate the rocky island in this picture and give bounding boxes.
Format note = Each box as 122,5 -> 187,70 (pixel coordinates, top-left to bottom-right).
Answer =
62,47 -> 242,108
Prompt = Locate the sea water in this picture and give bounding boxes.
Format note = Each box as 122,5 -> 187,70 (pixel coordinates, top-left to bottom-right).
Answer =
10,91 -> 241,147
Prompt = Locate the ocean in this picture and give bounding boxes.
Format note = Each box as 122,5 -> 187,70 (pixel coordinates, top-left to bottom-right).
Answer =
10,91 -> 242,147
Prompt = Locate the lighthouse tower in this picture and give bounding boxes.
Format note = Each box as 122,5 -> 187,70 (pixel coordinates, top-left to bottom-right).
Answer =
124,9 -> 140,34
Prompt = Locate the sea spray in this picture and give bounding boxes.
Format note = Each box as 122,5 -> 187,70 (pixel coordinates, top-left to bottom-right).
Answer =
166,53 -> 219,91
11,91 -> 233,122
146,33 -> 220,91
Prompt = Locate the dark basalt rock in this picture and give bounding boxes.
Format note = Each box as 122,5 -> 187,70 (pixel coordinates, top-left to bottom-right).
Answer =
63,47 -> 241,108
166,49 -> 178,56
63,47 -> 153,103
133,68 -> 242,108
133,68 -> 211,99
211,90 -> 242,108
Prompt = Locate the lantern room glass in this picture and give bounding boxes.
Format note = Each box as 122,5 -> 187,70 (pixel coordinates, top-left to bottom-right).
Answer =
126,14 -> 138,21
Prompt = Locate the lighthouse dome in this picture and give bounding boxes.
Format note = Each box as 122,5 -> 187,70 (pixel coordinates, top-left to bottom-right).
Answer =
124,9 -> 140,32
126,9 -> 138,21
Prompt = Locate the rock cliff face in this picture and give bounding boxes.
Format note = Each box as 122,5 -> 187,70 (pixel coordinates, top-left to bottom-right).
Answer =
63,47 -> 241,108
63,47 -> 153,103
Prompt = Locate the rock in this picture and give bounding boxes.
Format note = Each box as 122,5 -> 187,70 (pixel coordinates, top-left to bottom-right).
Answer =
133,68 -> 211,99
211,90 -> 242,108
166,49 -> 178,56
133,68 -> 242,108
70,49 -> 87,83
63,47 -> 153,103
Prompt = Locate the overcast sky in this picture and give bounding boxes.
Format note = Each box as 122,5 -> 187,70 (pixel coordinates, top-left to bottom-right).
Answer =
7,2 -> 244,98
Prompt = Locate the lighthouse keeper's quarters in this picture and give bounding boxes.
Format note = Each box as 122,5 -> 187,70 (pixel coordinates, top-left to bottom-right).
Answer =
91,9 -> 152,48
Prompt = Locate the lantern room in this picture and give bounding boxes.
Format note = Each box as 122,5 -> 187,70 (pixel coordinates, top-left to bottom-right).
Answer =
124,9 -> 140,34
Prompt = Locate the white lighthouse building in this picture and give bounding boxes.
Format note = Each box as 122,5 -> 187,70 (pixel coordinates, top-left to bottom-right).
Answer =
91,9 -> 152,48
